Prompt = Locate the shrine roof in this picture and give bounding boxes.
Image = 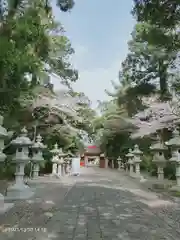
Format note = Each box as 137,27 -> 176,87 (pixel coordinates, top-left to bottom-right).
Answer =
84,145 -> 101,156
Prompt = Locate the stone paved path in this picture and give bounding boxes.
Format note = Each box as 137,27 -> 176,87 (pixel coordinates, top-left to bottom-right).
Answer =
0,167 -> 180,239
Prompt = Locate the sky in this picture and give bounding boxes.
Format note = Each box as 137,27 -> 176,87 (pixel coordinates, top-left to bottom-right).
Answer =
52,0 -> 135,108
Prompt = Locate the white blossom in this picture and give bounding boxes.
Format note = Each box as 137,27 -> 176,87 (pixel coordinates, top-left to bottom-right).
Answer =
130,100 -> 180,139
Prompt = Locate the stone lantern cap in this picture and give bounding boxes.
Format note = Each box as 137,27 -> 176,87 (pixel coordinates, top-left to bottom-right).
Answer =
52,155 -> 59,163
166,129 -> 180,147
64,157 -> 70,164
32,134 -> 46,150
11,127 -> 32,147
126,149 -> 134,158
59,148 -> 67,158
169,155 -> 177,163
64,151 -> 73,162
31,135 -> 45,163
51,143 -> 60,154
67,150 -> 73,157
132,145 -> 142,156
0,115 -> 8,139
169,152 -> 180,163
117,156 -> 122,161
169,146 -> 180,163
150,142 -> 167,151
58,156 -> 64,164
152,156 -> 166,165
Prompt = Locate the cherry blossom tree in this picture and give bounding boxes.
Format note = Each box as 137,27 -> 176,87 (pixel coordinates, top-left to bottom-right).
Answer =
130,97 -> 180,139
17,82 -> 92,145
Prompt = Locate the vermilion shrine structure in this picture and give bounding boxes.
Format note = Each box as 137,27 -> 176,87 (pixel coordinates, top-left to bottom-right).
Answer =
80,145 -> 108,168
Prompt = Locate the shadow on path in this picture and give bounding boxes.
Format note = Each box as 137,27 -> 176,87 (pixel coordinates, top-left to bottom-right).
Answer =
0,167 -> 180,239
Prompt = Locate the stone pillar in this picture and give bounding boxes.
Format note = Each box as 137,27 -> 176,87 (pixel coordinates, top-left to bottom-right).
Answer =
112,159 -> 114,169
33,163 -> 39,178
176,162 -> 180,186
31,134 -> 46,179
62,163 -> 66,176
129,164 -> 134,175
52,162 -> 57,175
105,157 -> 108,168
57,163 -> 62,176
6,127 -> 34,200
66,151 -> 73,175
51,143 -> 60,176
66,159 -> 71,175
0,115 -> 14,213
58,148 -> 67,177
125,161 -> 128,172
99,153 -> 105,168
157,166 -> 164,180
117,156 -> 121,170
166,129 -> 180,190
103,157 -> 108,169
135,162 -> 140,175
84,155 -> 88,167
51,145 -> 59,176
63,158 -> 68,175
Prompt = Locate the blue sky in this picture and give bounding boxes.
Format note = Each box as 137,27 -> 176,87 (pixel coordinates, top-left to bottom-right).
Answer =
52,0 -> 135,108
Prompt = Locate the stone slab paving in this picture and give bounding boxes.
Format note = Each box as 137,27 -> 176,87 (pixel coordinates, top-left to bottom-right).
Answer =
0,178 -> 75,240
0,167 -> 180,239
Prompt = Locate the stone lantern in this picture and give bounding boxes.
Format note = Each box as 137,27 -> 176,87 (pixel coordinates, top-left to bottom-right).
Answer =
57,148 -> 67,177
0,115 -> 14,212
132,144 -> 142,177
150,141 -> 167,180
63,156 -> 68,175
126,149 -> 134,175
166,129 -> 180,190
117,156 -> 122,170
31,134 -> 46,178
6,127 -> 34,199
66,151 -> 73,175
50,143 -> 60,176
67,150 -> 73,165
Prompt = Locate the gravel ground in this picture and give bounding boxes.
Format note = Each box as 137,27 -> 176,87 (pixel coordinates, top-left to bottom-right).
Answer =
0,167 -> 180,240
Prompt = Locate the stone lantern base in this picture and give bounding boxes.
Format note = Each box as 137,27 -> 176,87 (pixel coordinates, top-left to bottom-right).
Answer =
170,185 -> 180,192
0,194 -> 14,214
131,173 -> 141,179
5,183 -> 34,200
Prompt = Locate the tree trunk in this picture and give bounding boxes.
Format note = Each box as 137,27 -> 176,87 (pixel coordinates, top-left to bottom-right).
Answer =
158,60 -> 169,100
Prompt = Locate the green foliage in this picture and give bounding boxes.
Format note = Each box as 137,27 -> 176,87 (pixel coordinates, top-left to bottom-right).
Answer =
171,191 -> 180,197
164,162 -> 176,180
133,0 -> 180,28
140,155 -> 152,172
0,0 -> 77,116
95,1 -> 180,182
131,2 -> 180,101
0,0 -> 94,179
0,157 -> 16,180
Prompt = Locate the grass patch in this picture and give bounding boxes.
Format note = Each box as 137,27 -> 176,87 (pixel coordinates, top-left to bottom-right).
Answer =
171,191 -> 180,197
